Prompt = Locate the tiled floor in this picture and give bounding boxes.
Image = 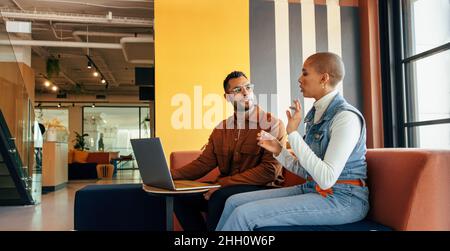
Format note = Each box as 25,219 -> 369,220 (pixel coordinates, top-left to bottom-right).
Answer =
0,170 -> 142,231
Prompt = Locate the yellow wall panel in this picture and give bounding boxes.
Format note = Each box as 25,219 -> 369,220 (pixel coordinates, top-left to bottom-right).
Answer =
154,0 -> 250,159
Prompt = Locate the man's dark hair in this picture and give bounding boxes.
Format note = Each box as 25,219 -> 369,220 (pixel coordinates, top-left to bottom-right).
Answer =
223,71 -> 247,91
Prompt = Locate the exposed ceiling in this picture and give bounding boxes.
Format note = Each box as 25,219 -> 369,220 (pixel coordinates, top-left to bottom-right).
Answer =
0,0 -> 154,97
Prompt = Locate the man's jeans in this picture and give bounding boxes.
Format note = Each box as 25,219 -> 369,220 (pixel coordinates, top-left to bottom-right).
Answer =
216,182 -> 369,231
174,185 -> 271,231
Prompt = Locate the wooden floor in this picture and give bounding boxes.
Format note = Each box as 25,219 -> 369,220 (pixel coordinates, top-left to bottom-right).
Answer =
0,170 -> 142,231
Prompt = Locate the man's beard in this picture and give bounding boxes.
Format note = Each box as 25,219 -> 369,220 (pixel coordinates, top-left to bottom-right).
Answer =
234,93 -> 256,112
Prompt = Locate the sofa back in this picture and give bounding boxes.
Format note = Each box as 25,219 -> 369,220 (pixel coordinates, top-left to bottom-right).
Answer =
169,148 -> 450,230
86,152 -> 111,164
366,149 -> 449,230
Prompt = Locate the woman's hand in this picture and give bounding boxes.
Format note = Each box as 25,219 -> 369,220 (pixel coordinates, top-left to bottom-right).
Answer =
286,99 -> 303,134
257,131 -> 283,156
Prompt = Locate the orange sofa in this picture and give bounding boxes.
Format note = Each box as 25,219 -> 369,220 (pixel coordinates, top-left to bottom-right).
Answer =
170,148 -> 450,231
68,151 -> 117,179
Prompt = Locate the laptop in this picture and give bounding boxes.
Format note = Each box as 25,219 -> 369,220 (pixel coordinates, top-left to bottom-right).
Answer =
131,138 -> 220,191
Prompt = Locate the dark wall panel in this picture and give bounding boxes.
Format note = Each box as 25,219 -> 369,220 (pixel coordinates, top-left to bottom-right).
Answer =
250,0 -> 277,112
341,7 -> 362,111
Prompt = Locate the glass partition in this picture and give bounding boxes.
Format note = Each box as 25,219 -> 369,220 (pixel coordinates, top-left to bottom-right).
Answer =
0,14 -> 38,204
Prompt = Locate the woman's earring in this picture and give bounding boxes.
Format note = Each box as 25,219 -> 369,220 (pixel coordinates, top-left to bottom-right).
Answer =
322,84 -> 325,89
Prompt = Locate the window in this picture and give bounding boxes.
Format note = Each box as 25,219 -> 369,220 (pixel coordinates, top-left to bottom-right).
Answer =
82,106 -> 151,159
380,0 -> 450,149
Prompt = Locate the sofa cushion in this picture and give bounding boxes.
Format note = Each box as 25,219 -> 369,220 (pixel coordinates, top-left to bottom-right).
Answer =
73,150 -> 89,163
256,219 -> 392,231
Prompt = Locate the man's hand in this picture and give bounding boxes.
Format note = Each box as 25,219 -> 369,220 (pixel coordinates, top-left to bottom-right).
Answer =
203,187 -> 219,200
257,130 -> 283,156
286,99 -> 303,134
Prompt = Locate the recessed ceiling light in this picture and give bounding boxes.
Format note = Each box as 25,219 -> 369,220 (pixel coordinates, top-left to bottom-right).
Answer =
51,86 -> 58,91
93,72 -> 99,77
44,80 -> 51,87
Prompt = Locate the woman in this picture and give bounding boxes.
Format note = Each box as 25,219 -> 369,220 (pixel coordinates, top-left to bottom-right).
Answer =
216,52 -> 369,231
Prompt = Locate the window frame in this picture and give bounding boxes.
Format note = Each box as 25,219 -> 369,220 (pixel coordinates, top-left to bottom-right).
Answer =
380,0 -> 450,148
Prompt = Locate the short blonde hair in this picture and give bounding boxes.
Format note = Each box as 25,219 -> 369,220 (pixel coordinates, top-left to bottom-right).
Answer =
306,52 -> 345,87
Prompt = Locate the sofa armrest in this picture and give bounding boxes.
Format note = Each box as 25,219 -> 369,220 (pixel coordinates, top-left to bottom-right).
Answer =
366,148 -> 450,230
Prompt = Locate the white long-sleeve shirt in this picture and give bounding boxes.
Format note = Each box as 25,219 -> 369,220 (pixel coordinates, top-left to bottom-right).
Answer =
274,90 -> 362,190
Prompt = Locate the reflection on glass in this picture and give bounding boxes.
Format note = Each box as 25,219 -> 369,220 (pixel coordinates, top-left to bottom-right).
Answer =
36,108 -> 69,144
403,0 -> 450,57
36,108 -> 69,129
140,107 -> 151,138
405,50 -> 450,123
83,107 -> 150,161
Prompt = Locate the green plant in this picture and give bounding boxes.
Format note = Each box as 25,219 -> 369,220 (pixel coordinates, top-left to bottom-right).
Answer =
46,57 -> 60,79
73,131 -> 89,150
74,83 -> 83,94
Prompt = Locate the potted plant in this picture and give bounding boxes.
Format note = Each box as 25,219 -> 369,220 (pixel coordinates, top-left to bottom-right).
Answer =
73,131 -> 89,151
46,57 -> 60,79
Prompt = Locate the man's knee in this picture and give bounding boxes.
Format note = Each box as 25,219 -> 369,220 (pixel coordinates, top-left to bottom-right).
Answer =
210,185 -> 258,202
209,188 -> 229,202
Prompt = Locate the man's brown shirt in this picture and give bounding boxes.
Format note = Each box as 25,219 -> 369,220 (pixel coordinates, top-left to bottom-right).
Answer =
172,106 -> 287,187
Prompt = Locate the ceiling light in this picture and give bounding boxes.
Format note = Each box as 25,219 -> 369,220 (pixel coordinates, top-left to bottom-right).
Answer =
93,71 -> 99,77
101,78 -> 106,84
51,86 -> 58,91
92,103 -> 96,108
87,61 -> 92,69
57,103 -> 61,108
44,80 -> 51,87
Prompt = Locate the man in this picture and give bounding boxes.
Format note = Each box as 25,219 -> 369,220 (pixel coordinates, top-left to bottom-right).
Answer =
171,71 -> 287,231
